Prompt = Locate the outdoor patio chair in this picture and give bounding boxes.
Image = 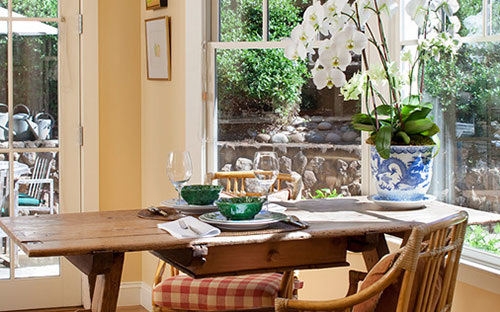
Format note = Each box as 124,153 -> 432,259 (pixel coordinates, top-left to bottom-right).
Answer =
207,171 -> 302,200
14,152 -> 55,216
274,210 -> 468,312
152,263 -> 301,312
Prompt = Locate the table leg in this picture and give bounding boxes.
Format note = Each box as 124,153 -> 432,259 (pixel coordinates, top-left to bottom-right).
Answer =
65,252 -> 125,312
91,252 -> 124,312
361,233 -> 389,271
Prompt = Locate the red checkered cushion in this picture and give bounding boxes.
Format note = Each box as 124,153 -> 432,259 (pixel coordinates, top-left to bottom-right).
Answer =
153,273 -> 283,311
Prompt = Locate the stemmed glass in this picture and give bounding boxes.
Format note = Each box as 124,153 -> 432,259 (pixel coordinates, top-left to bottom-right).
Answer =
253,151 -> 279,212
166,151 -> 193,204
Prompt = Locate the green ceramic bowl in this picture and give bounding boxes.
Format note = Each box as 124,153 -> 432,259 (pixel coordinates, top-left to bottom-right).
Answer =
215,197 -> 265,220
181,185 -> 223,206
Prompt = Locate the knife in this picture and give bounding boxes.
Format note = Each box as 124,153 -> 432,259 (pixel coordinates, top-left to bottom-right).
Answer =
148,206 -> 169,217
285,215 -> 309,229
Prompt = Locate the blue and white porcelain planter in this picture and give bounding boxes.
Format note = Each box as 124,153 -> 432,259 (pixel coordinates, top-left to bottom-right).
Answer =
370,145 -> 435,201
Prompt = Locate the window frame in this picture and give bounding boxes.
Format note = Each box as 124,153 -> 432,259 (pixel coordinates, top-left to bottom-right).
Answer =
396,0 -> 500,269
202,0 -> 500,272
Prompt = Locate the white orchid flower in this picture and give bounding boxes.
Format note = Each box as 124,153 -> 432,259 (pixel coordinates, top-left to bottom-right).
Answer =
357,0 -> 374,26
442,0 -> 460,16
324,0 -> 348,21
318,43 -> 352,71
335,23 -> 368,54
304,2 -> 325,31
290,23 -> 316,54
283,38 -> 308,61
449,15 -> 461,34
406,0 -> 429,28
312,66 -> 347,89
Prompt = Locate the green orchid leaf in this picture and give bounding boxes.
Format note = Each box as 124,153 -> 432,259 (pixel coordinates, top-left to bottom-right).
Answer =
371,105 -> 392,116
376,125 -> 392,159
404,118 -> 435,134
407,107 -> 432,121
353,123 -> 375,131
431,134 -> 440,157
352,113 -> 374,125
395,131 -> 411,144
420,123 -> 440,136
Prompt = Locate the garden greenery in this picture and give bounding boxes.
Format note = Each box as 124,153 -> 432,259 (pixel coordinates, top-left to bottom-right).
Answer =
217,0 -> 310,124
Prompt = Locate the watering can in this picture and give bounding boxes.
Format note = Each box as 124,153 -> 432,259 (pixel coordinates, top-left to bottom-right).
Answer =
34,112 -> 55,140
0,103 -> 8,141
13,104 -> 38,141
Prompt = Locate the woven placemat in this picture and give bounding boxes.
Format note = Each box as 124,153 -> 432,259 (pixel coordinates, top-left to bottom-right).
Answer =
220,221 -> 303,236
137,207 -> 183,221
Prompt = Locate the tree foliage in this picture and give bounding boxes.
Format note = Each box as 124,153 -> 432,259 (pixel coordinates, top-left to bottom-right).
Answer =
423,0 -> 500,125
0,0 -> 58,121
217,0 -> 310,124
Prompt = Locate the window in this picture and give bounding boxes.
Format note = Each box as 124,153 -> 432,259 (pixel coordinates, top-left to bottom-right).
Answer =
400,0 -> 500,260
207,0 -> 362,199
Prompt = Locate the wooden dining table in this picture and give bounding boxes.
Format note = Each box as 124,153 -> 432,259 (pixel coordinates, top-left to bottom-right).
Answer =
0,196 -> 495,312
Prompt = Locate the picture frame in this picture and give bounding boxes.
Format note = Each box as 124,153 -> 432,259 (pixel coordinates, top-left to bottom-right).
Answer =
146,0 -> 168,10
145,16 -> 171,81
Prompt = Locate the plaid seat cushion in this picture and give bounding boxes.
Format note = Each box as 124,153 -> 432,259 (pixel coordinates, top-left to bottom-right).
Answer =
153,273 -> 283,311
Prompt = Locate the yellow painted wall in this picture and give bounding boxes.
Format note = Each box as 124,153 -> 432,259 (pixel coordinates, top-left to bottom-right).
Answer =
96,3 -> 500,310
99,0 -> 142,282
140,0 -> 186,286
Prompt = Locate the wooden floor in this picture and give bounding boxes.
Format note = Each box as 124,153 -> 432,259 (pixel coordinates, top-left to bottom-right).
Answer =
11,306 -> 148,312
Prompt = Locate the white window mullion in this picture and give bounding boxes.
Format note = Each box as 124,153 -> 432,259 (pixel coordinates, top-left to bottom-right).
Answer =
263,0 -> 268,41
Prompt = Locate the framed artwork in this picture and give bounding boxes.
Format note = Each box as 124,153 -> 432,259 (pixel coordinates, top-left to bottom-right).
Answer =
145,17 -> 171,80
146,0 -> 168,10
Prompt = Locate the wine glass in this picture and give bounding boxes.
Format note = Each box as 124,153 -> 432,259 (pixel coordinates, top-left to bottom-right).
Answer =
253,151 -> 279,212
166,151 -> 193,204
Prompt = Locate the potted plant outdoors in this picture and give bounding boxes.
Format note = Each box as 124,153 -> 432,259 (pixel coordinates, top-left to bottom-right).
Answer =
284,0 -> 461,201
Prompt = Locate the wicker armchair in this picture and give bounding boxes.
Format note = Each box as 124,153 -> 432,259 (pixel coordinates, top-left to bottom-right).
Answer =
275,211 -> 468,312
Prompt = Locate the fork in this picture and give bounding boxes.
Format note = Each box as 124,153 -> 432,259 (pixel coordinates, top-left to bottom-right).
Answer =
179,219 -> 203,235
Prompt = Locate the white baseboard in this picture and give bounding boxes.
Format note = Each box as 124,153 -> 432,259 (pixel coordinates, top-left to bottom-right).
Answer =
117,281 -> 153,311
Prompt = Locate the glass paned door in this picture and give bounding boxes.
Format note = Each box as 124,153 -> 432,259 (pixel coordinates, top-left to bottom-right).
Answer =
0,0 -> 81,309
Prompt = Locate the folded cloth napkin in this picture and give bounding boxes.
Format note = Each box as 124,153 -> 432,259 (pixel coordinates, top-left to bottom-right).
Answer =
157,216 -> 221,239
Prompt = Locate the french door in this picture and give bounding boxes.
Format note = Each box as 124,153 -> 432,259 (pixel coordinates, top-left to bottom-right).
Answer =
0,0 -> 81,309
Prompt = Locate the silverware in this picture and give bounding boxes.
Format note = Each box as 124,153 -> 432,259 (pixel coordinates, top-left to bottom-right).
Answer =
284,215 -> 309,229
148,206 -> 169,217
179,219 -> 203,235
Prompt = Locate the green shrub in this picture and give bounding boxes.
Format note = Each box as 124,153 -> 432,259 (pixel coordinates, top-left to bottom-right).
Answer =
217,0 -> 310,124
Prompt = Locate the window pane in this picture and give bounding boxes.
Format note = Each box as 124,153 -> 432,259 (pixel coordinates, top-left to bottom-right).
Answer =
0,153 -> 9,280
12,0 -> 57,18
13,22 -> 58,147
0,1 -> 6,17
424,41 -> 500,255
0,22 -> 7,148
401,0 -> 419,41
14,151 -> 59,278
457,0 -> 483,36
269,0 -> 311,41
219,0 -> 262,41
490,0 -> 500,34
216,48 -> 362,199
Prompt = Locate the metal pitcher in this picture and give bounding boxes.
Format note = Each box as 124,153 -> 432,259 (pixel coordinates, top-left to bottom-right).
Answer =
34,112 -> 55,140
13,104 -> 34,141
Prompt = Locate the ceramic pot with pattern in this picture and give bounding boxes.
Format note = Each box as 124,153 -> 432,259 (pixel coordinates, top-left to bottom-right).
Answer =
370,145 -> 435,201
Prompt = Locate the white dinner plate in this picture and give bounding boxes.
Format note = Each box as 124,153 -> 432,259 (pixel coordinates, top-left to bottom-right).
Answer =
368,194 -> 436,210
198,211 -> 288,230
159,199 -> 219,214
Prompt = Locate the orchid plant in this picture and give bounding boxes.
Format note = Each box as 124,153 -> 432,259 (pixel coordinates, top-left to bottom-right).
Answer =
284,0 -> 462,158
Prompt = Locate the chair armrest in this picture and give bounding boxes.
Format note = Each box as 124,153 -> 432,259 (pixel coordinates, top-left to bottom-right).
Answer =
15,178 -> 53,185
275,267 -> 401,312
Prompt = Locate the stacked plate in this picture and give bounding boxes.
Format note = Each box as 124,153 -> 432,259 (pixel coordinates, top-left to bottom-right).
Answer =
199,211 -> 288,230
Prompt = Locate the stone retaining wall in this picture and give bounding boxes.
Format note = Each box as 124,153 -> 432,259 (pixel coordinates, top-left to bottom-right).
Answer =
217,141 -> 362,198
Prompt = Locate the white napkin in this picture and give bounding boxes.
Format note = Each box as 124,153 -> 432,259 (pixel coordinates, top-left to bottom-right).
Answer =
157,216 -> 221,239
